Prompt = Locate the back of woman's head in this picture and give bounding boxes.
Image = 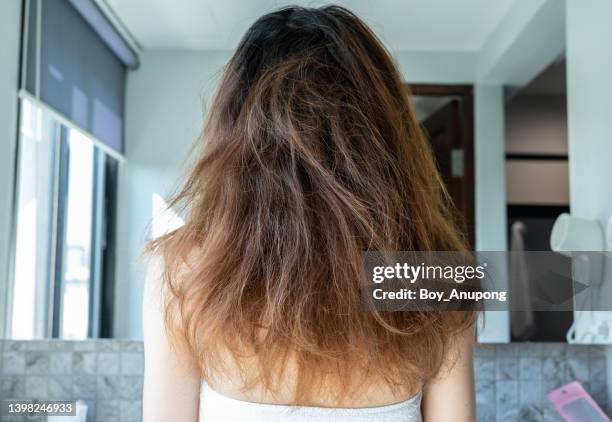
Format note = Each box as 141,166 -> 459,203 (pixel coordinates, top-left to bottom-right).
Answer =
151,5 -> 474,403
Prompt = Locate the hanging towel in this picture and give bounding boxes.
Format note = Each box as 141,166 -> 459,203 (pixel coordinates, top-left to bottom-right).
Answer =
509,221 -> 536,340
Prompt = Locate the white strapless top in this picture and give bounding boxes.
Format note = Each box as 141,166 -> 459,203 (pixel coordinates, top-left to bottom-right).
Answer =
199,383 -> 422,422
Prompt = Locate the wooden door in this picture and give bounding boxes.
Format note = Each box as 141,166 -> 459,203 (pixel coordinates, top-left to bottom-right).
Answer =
420,94 -> 474,246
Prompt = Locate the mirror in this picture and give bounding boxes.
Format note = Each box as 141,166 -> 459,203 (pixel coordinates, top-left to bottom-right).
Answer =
2,0 -> 610,345
504,59 -> 571,342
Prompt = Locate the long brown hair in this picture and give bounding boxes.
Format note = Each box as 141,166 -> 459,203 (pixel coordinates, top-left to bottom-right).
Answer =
149,5 -> 474,404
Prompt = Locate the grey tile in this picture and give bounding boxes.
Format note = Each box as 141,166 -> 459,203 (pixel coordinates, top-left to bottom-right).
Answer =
73,375 -> 97,400
475,358 -> 495,381
518,404 -> 545,422
25,341 -> 50,351
50,352 -> 73,375
25,351 -> 49,374
4,341 -> 27,352
97,353 -> 119,375
25,375 -> 48,399
95,400 -> 119,422
120,341 -> 143,352
120,352 -> 143,375
120,400 -> 142,422
542,358 -> 566,381
495,381 -> 519,410
496,405 -> 519,421
48,375 -> 73,400
119,376 -> 143,401
496,357 -> 518,380
565,345 -> 589,358
588,380 -> 608,408
541,343 -> 565,357
74,342 -> 97,352
474,345 -> 495,357
589,345 -> 606,359
475,379 -> 495,405
96,341 -> 120,352
97,375 -> 120,399
496,344 -> 519,358
519,380 -> 541,405
520,343 -> 542,357
588,356 -> 606,383
74,352 -> 97,375
476,404 -> 495,422
519,357 -> 542,380
50,341 -> 75,351
566,358 -> 589,383
0,375 -> 26,399
2,352 -> 26,374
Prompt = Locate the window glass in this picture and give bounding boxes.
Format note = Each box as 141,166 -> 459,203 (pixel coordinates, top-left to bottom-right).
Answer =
59,130 -> 95,339
10,97 -> 114,339
11,99 -> 56,339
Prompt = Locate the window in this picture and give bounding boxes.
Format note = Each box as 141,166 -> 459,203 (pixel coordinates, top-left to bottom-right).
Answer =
9,97 -> 117,339
11,98 -> 56,339
8,0 -> 131,340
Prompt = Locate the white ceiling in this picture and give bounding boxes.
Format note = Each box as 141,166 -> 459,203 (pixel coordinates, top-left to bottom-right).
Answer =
104,0 -> 516,52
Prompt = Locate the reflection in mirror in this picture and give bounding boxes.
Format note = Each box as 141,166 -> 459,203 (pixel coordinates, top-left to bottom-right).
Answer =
504,59 -> 571,342
411,86 -> 475,248
7,97 -> 118,340
58,131 -> 95,339
4,1 -> 609,350
10,99 -> 56,339
151,193 -> 184,240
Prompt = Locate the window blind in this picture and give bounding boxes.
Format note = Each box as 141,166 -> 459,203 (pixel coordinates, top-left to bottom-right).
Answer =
22,0 -> 135,155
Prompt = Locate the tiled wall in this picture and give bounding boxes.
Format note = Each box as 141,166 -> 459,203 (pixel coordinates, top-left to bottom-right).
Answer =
0,340 -> 608,422
475,343 -> 608,422
0,340 -> 143,422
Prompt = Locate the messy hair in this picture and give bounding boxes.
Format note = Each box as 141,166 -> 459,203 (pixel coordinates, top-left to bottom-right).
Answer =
149,5 -> 475,404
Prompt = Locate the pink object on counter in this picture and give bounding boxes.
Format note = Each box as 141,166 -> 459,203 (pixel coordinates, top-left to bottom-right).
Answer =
547,381 -> 610,422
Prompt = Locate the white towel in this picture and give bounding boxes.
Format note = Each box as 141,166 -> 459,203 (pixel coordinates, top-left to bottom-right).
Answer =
509,221 -> 535,340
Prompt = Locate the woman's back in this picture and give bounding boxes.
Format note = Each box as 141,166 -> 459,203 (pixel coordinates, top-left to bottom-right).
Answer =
203,346 -> 420,408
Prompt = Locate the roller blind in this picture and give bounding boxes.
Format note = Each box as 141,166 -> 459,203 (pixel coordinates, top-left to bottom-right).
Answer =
22,0 -> 134,154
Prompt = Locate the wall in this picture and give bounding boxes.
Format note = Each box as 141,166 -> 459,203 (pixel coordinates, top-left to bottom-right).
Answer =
474,84 -> 510,343
505,95 -> 569,206
0,339 -> 144,422
566,1 -> 612,241
394,51 -> 476,84
1,340 -> 607,422
474,85 -> 507,252
475,342 -> 607,421
477,0 -> 564,86
0,0 -> 23,338
505,95 -> 567,156
566,1 -> 612,404
115,50 -> 232,337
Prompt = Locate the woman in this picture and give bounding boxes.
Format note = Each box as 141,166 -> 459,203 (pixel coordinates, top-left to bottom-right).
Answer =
143,6 -> 476,422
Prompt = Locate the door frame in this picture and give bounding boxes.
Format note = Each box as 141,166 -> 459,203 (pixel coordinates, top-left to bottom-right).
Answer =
406,84 -> 475,248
